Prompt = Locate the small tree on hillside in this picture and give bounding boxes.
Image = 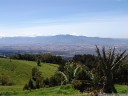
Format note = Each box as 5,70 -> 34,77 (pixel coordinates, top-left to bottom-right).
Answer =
28,79 -> 35,89
24,67 -> 44,90
37,58 -> 41,66
32,67 -> 42,81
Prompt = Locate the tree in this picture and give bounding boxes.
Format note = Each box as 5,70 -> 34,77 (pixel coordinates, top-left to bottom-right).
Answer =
28,79 -> 35,89
73,54 -> 97,69
96,46 -> 127,93
32,67 -> 42,81
37,59 -> 41,66
36,55 -> 41,66
24,67 -> 44,90
35,76 -> 44,89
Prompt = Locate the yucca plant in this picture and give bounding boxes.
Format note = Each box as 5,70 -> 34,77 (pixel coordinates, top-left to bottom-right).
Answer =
96,46 -> 127,93
58,62 -> 93,85
58,62 -> 82,84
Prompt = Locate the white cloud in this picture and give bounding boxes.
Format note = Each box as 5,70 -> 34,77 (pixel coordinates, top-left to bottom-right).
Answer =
0,16 -> 128,38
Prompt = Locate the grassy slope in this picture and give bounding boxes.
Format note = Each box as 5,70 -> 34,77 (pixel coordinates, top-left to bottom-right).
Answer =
0,58 -> 80,96
0,58 -> 58,85
0,84 -> 128,96
115,84 -> 128,93
0,85 -> 79,96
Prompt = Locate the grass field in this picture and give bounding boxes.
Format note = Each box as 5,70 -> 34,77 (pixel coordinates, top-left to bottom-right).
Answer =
0,84 -> 128,96
0,85 -> 79,96
0,58 -> 79,96
0,58 -> 59,85
115,84 -> 128,93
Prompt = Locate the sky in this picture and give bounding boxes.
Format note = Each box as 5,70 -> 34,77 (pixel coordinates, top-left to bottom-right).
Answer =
0,0 -> 128,38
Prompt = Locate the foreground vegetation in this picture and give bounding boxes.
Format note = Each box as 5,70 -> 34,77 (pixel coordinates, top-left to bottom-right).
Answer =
0,85 -> 79,96
0,84 -> 128,96
0,46 -> 128,95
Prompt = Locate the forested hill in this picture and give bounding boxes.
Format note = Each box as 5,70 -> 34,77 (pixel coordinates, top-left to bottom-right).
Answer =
0,35 -> 128,45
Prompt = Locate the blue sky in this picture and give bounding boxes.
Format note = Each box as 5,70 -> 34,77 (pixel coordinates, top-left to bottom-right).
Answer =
0,0 -> 128,38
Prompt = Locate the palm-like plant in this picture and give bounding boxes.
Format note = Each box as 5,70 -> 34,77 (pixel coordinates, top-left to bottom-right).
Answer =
96,46 -> 127,93
58,62 -> 93,86
58,62 -> 82,84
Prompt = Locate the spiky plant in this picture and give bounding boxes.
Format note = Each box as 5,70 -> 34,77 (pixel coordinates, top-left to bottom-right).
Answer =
58,62 -> 93,86
96,46 -> 127,93
58,62 -> 81,84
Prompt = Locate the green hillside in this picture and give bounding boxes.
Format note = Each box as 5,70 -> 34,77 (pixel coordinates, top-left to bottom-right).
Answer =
0,58 -> 59,85
0,58 -> 128,95
0,84 -> 128,96
0,85 -> 79,96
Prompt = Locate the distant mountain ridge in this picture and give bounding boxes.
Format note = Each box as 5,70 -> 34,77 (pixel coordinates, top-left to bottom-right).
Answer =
0,35 -> 128,57
0,34 -> 127,44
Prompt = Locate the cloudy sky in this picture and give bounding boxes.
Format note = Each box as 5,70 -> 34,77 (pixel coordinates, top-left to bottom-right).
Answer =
0,0 -> 128,38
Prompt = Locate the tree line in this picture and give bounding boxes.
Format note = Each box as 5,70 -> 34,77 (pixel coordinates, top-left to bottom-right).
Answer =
11,53 -> 65,65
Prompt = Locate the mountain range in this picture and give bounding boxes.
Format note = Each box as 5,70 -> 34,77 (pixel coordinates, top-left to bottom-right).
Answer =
0,35 -> 128,57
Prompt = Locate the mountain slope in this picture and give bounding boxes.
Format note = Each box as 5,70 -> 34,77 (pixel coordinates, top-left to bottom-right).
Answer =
0,35 -> 128,56
0,35 -> 128,45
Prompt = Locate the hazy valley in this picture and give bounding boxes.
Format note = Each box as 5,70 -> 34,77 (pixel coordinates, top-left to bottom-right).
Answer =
0,35 -> 128,57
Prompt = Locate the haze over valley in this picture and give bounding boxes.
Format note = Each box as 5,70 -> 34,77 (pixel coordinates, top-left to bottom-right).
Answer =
0,35 -> 128,57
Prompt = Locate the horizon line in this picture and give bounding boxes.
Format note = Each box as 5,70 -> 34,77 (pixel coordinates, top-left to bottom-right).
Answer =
0,34 -> 128,39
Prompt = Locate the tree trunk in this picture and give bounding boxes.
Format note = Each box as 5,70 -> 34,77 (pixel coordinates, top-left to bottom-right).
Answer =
102,73 -> 117,93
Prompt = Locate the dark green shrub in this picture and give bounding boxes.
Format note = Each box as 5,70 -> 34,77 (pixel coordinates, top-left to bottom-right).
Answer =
37,59 -> 41,66
28,79 -> 35,90
23,84 -> 29,90
49,76 -> 58,87
43,78 -> 50,87
58,64 -> 65,72
72,80 -> 84,92
72,80 -> 96,92
49,73 -> 65,87
23,79 -> 36,90
35,77 -> 44,89
24,67 -> 44,90
60,84 -> 72,90
32,67 -> 42,81
75,69 -> 92,83
0,74 -> 14,86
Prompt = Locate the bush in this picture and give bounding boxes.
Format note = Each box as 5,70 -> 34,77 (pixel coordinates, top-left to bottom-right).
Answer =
23,67 -> 44,90
32,67 -> 42,81
43,78 -> 50,87
75,69 -> 92,82
23,84 -> 29,90
72,80 -> 94,92
0,74 -> 14,86
28,79 -> 35,89
49,76 -> 58,87
35,77 -> 44,89
23,79 -> 36,90
60,84 -> 72,90
49,73 -> 65,87
72,80 -> 85,92
37,59 -> 41,66
58,64 -> 65,72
